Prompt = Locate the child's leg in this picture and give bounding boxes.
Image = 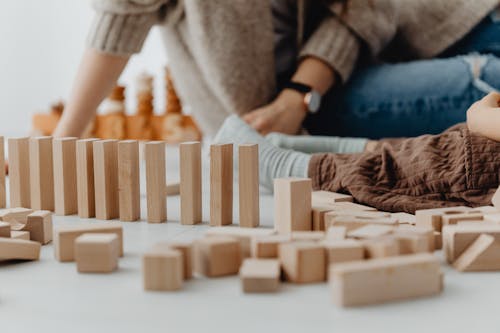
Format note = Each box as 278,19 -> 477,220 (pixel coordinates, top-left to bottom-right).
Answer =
265,133 -> 368,154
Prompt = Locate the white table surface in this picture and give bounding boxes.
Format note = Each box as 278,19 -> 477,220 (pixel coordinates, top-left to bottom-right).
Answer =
2,145 -> 499,333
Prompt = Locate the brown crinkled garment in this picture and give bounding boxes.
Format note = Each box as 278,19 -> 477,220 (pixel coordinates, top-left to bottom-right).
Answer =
308,123 -> 500,213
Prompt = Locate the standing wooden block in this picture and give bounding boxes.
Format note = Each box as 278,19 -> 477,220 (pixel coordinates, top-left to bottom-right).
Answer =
76,139 -> 98,218
180,142 -> 202,225
415,206 -> 471,231
210,144 -> 233,226
251,234 -> 290,258
194,236 -> 241,277
8,137 -> 31,208
145,141 -> 166,223
29,137 -> 54,211
0,221 -> 10,237
25,211 -> 53,244
453,234 -> 500,272
75,233 -> 120,273
53,138 -> 77,215
323,239 -> 365,267
330,253 -> 442,307
0,238 -> 41,261
240,259 -> 280,293
442,224 -> 500,263
143,248 -> 183,291
93,140 -> 119,220
274,178 -> 312,234
153,241 -> 194,280
0,136 -> 5,208
238,144 -> 259,228
278,242 -> 325,283
118,140 -> 140,222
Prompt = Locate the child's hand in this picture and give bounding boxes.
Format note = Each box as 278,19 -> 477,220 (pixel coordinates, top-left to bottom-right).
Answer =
467,92 -> 500,141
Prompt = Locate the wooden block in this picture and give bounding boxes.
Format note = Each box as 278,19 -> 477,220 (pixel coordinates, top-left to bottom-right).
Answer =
166,182 -> 180,196
291,231 -> 325,242
0,221 -> 10,237
442,224 -> 500,263
326,215 -> 398,232
325,226 -> 347,241
194,236 -> 241,277
453,234 -> 500,272
330,253 -> 442,307
11,230 -> 30,240
312,206 -> 335,231
393,233 -> 429,254
251,234 -> 290,258
484,213 -> 500,223
29,137 -> 54,211
75,233 -> 119,273
442,213 -> 484,227
143,248 -> 183,291
390,212 -> 416,225
348,225 -> 395,239
8,137 -> 31,208
458,221 -> 496,227
53,223 -> 123,262
279,242 -> 325,283
323,239 -> 364,267
311,191 -> 353,205
470,206 -> 498,214
205,226 -> 275,258
363,237 -> 400,259
25,210 -> 52,244
145,141 -> 167,223
76,139 -> 98,218
0,136 -> 4,208
153,241 -> 193,280
394,225 -> 435,252
492,186 -> 500,209
118,140 -> 140,222
274,178 -> 312,234
210,144 -> 233,226
93,140 -> 119,220
0,238 -> 41,261
240,258 -> 280,293
53,137 -> 78,215
325,202 -> 377,212
415,206 -> 471,231
434,231 -> 442,250
0,207 -> 34,224
238,144 -> 259,228
180,141 -> 202,225
324,211 -> 391,230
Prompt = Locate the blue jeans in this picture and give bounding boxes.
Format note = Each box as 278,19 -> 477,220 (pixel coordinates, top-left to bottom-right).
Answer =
304,14 -> 500,139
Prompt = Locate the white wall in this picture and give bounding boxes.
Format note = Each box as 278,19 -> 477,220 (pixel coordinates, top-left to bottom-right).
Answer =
0,0 -> 168,137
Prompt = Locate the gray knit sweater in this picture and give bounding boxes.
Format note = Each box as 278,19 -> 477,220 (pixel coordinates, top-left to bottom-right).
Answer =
88,0 -> 498,136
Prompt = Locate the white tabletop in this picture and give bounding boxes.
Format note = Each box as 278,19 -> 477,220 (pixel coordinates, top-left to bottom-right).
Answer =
1,145 -> 499,333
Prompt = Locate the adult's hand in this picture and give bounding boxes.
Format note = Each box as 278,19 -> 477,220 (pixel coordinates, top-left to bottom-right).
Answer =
467,92 -> 500,141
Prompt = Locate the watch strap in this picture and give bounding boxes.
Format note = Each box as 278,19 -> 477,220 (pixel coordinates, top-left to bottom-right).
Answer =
283,81 -> 312,94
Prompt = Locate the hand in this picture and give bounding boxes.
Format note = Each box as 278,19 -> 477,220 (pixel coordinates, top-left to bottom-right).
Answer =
466,92 -> 500,141
243,90 -> 307,135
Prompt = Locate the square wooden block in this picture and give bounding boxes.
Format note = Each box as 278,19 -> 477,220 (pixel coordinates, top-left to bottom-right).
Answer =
194,236 -> 241,277
11,230 -> 30,240
323,239 -> 365,267
240,259 -> 280,293
143,248 -> 183,291
279,242 -> 325,283
75,233 -> 120,273
153,241 -> 193,280
25,211 -> 53,244
252,234 -> 290,258
205,226 -> 275,258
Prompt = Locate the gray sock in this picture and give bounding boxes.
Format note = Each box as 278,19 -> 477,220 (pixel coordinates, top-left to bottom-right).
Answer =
266,132 -> 367,154
213,115 -> 311,190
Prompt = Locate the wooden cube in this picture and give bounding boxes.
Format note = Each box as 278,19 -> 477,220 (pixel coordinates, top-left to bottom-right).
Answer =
323,239 -> 364,267
395,225 -> 435,252
240,259 -> 280,293
153,241 -> 193,280
194,236 -> 241,277
143,248 -> 183,291
205,226 -> 275,258
443,224 -> 500,263
415,206 -> 471,231
25,211 -> 52,244
363,237 -> 400,259
251,234 -> 290,258
274,178 -> 312,234
75,233 -> 119,273
278,242 -> 325,283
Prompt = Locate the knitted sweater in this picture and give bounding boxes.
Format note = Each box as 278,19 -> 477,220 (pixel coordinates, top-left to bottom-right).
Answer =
88,0 -> 499,136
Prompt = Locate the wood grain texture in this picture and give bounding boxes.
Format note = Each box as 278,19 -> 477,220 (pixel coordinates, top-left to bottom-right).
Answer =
29,137 -> 54,211
210,144 -> 233,226
75,233 -> 120,273
8,137 -> 31,208
76,139 -> 98,218
53,138 -> 77,215
145,141 -> 166,223
240,258 -> 280,293
180,141 -> 201,225
93,140 -> 119,220
118,140 -> 140,222
0,137 -> 5,208
238,144 -> 259,228
274,178 -> 311,234
143,248 -> 183,291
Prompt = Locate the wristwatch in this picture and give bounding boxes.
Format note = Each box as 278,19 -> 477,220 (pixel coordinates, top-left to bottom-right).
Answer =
283,81 -> 322,114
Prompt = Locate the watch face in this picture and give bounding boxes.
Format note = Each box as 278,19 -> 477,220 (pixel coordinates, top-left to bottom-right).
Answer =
305,91 -> 321,113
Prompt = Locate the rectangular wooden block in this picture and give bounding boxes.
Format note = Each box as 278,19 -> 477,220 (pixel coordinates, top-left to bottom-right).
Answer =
11,230 -> 30,240
312,191 -> 353,205
53,137 -> 78,215
153,241 -> 194,280
330,253 -> 442,307
443,224 -> 500,263
0,136 -> 4,208
93,140 -> 119,220
240,258 -> 280,293
8,137 -> 31,208
363,237 -> 400,259
75,233 -> 120,273
0,221 -> 10,237
205,226 -> 275,258
238,144 -> 260,228
180,142 -> 202,225
326,215 -> 398,232
0,237 -> 41,261
470,206 -> 498,214
393,233 -> 429,254
415,206 -> 471,231
251,234 -> 290,258
53,222 -> 123,262
194,236 -> 241,277
143,248 -> 183,291
25,210 -> 53,244
0,207 -> 34,224
348,225 -> 395,239
29,137 -> 54,211
324,202 -> 377,212
210,144 -> 233,226
390,212 -> 416,225
453,234 -> 500,272
442,213 -> 484,227
323,239 -> 365,267
291,231 -> 325,242
394,225 -> 435,252
279,242 -> 325,283
325,226 -> 347,241
145,141 -> 167,223
324,211 -> 391,230
76,139 -> 98,218
118,140 -> 140,222
274,178 -> 312,234
312,206 -> 335,231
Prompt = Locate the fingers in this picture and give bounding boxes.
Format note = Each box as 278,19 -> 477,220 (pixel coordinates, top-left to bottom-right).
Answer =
479,91 -> 500,107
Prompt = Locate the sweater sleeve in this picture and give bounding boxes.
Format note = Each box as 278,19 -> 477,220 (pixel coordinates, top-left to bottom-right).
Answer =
87,0 -> 170,56
299,15 -> 360,83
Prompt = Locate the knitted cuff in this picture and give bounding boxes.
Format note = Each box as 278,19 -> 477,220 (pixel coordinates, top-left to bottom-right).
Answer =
299,16 -> 360,83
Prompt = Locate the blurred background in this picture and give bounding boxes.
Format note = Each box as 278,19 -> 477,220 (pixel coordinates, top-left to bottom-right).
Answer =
0,0 -> 167,137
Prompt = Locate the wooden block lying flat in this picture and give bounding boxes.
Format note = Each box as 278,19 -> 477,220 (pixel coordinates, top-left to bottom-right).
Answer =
53,138 -> 78,215
194,236 -> 241,277
327,216 -> 398,232
166,182 -> 180,196
443,224 -> 500,263
8,137 -> 31,208
251,234 -> 290,258
492,186 -> 500,209
76,139 -> 98,218
395,225 -> 435,252
274,178 -> 312,234
0,221 -> 10,237
330,253 -> 442,307
453,234 -> 500,272
75,233 -> 119,273
210,144 -> 233,226
0,136 -> 4,208
240,259 -> 280,293
205,226 -> 275,258
363,237 -> 400,259
348,225 -> 394,239
442,213 -> 484,227
29,137 -> 54,211
53,223 -> 123,262
0,208 -> 34,224
311,191 -> 353,205
93,140 -> 119,220
145,141 -> 167,223
143,248 -> 183,291
25,211 -> 52,244
180,142 -> 202,225
415,206 -> 471,231
312,206 -> 335,231
324,211 -> 392,230
325,226 -> 347,241
118,140 -> 140,222
326,202 -> 377,212
391,212 -> 416,225
291,231 -> 325,242
153,241 -> 193,280
470,206 -> 498,214
484,213 -> 500,223
323,239 -> 364,267
279,242 -> 325,283
238,144 -> 260,228
11,230 -> 30,240
0,238 -> 41,261
393,233 -> 429,255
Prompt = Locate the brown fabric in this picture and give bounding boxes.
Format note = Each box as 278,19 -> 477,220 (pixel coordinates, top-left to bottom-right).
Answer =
308,124 -> 500,213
